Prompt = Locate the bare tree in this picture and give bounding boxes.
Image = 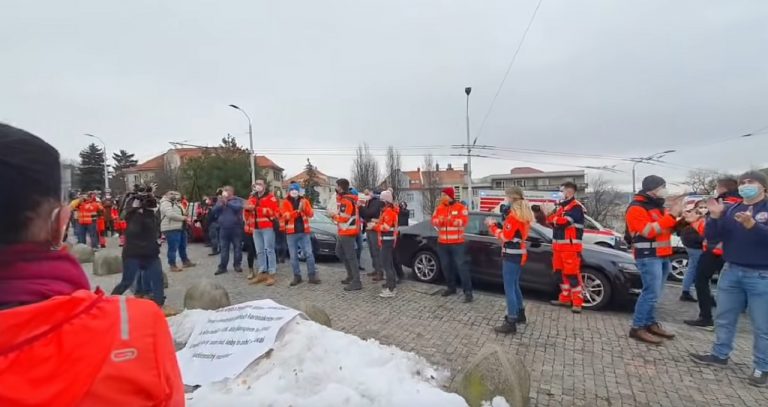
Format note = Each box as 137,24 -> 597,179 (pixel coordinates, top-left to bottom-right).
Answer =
683,169 -> 725,195
383,145 -> 404,200
421,153 -> 441,217
585,175 -> 625,227
351,143 -> 380,191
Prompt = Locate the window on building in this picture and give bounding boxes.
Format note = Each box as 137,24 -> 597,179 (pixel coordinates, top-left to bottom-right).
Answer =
408,209 -> 414,219
493,180 -> 503,189
453,186 -> 461,200
538,178 -> 549,186
513,179 -> 526,187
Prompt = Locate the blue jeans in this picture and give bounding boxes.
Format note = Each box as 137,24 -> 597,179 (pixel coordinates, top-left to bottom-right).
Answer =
287,233 -> 316,277
254,228 -> 276,273
355,232 -> 363,264
112,257 -> 164,306
502,259 -> 524,318
164,229 -> 189,267
632,257 -> 671,328
218,227 -> 243,271
712,264 -> 768,371
682,248 -> 702,294
78,223 -> 98,248
437,243 -> 472,294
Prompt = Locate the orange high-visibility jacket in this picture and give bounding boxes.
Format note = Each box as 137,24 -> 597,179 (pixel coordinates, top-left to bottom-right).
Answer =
76,199 -> 103,226
432,201 -> 469,245
333,193 -> 359,237
547,199 -> 585,252
373,204 -> 399,246
489,213 -> 530,265
281,197 -> 313,235
0,290 -> 184,407
246,193 -> 280,230
626,194 -> 677,259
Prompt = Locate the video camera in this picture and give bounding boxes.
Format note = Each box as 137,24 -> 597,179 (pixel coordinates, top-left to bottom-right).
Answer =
124,183 -> 158,210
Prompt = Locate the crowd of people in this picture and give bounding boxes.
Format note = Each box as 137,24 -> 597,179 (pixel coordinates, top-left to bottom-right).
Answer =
1,120 -> 767,406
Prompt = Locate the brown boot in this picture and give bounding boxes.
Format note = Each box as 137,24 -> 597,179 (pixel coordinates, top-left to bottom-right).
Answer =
372,272 -> 384,282
629,327 -> 663,345
247,269 -> 256,280
250,272 -> 269,285
366,271 -> 377,277
648,322 -> 676,339
170,265 -> 184,273
182,260 -> 196,268
264,275 -> 276,286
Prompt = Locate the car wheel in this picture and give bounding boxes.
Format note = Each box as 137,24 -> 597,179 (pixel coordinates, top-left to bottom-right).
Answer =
581,269 -> 612,310
669,253 -> 688,282
410,251 -> 441,283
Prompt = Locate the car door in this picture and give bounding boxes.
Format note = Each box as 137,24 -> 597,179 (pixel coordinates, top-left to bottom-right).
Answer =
521,225 -> 558,291
465,213 -> 503,282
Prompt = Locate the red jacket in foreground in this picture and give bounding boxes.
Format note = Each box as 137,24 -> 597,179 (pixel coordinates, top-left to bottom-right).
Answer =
0,290 -> 185,407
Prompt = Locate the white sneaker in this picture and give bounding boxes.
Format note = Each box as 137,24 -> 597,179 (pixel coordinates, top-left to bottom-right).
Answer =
379,288 -> 396,298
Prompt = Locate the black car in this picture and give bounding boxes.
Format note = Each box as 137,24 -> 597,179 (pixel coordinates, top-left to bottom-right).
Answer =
298,209 -> 338,260
394,212 -> 642,310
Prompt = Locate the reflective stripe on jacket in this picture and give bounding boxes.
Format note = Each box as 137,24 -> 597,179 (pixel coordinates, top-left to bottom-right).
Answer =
626,194 -> 677,259
77,200 -> 102,225
280,197 -> 313,235
489,212 -> 530,265
547,198 -> 584,252
373,204 -> 399,246
246,193 -> 280,230
334,193 -> 360,237
432,201 -> 469,245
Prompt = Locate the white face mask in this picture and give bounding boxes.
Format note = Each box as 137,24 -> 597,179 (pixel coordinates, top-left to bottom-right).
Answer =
254,185 -> 264,193
222,191 -> 229,198
655,188 -> 668,198
556,191 -> 565,201
289,190 -> 299,198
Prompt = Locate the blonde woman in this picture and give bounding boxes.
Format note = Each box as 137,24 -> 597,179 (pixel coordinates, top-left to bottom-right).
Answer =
485,186 -> 534,334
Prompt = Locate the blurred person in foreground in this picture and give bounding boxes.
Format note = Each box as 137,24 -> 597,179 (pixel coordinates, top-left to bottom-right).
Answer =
0,123 -> 183,406
690,171 -> 768,388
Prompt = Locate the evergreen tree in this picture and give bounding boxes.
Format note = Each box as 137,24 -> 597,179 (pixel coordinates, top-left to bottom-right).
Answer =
302,159 -> 321,205
112,149 -> 138,173
180,136 -> 261,200
78,143 -> 105,191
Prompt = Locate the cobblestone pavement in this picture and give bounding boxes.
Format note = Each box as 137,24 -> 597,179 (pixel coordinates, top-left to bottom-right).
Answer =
86,241 -> 767,406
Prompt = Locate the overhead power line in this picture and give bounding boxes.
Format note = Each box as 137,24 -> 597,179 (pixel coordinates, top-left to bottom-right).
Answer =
475,0 -> 546,142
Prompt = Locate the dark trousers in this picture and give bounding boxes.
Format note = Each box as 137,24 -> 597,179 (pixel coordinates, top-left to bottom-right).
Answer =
244,232 -> 257,269
209,221 -> 220,253
366,230 -> 383,274
112,257 -> 164,306
218,227 -> 243,271
380,239 -> 396,290
336,235 -> 361,286
696,251 -> 725,321
437,243 -> 472,294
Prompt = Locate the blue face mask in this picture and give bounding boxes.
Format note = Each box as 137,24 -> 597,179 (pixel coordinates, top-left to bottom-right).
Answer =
738,184 -> 761,200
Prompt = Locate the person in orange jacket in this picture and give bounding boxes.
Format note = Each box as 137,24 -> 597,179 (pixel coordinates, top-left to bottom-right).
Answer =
432,187 -> 473,303
0,123 -> 184,407
245,178 -> 280,285
282,183 -> 319,285
627,175 -> 684,345
548,182 -> 587,313
329,178 -> 363,291
486,186 -> 533,334
73,192 -> 103,249
371,190 -> 399,298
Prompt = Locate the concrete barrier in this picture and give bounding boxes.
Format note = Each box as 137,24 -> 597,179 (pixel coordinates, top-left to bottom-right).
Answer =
450,345 -> 530,407
183,280 -> 231,310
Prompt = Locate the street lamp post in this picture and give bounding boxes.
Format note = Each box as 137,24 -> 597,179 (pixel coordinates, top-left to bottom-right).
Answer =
84,133 -> 109,194
465,87 -> 473,209
631,149 -> 676,193
228,104 -> 256,185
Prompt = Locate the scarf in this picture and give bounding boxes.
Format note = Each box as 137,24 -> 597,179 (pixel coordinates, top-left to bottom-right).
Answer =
0,243 -> 90,308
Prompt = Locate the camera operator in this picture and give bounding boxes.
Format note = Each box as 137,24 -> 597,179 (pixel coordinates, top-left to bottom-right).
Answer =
111,185 -> 175,315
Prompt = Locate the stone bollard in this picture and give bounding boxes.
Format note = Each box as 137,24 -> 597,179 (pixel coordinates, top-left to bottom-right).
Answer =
299,302 -> 332,328
71,244 -> 95,264
183,280 -> 231,310
450,345 -> 530,407
93,250 -> 123,276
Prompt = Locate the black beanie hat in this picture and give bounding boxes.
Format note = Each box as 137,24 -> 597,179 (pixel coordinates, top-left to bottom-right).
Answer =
0,123 -> 61,243
738,170 -> 768,189
641,175 -> 666,193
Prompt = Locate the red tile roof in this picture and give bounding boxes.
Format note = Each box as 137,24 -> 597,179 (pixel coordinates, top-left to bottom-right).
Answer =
283,168 -> 333,188
127,148 -> 283,172
402,169 -> 466,189
509,167 -> 543,175
129,154 -> 164,171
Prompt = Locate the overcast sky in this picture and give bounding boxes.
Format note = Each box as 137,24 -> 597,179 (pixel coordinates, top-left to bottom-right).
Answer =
2,0 -> 766,190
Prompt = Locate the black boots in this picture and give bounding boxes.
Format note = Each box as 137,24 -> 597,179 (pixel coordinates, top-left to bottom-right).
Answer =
494,316 -> 517,334
517,308 -> 527,324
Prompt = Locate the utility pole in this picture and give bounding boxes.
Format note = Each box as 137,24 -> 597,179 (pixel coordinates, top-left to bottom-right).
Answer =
630,150 -> 676,193
465,87 -> 473,210
229,104 -> 256,185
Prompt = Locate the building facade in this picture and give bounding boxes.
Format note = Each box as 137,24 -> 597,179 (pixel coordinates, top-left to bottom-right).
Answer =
282,167 -> 339,208
474,167 -> 588,197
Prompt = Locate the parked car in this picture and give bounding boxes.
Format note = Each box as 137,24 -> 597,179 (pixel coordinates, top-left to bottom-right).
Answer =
394,212 -> 642,310
583,215 -> 627,250
300,209 -> 339,260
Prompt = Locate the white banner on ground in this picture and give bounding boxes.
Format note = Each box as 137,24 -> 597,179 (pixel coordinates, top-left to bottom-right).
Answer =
176,299 -> 300,385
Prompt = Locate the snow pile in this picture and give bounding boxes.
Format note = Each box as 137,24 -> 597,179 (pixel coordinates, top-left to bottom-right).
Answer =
168,309 -> 509,407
